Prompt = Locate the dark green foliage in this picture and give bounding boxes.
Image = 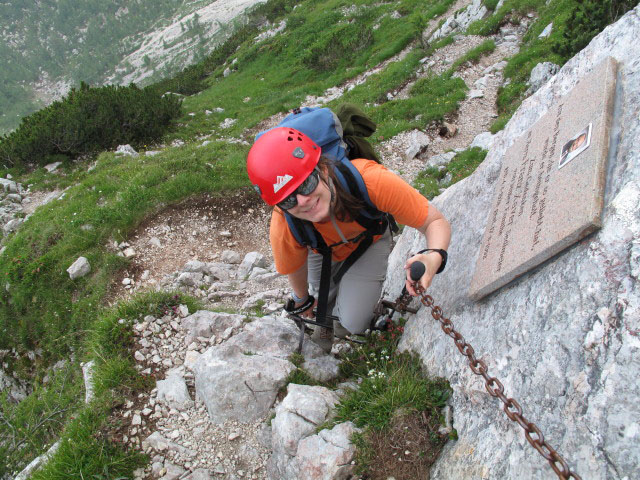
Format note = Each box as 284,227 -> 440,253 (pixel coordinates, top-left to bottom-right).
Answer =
0,83 -> 181,169
552,0 -> 638,59
301,24 -> 375,72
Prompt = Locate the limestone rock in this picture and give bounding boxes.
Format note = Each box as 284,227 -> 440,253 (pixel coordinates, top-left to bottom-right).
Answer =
527,61 -> 560,94
295,422 -> 360,480
157,370 -> 193,411
115,144 -> 139,156
384,8 -> 640,479
470,131 -> 495,151
404,129 -> 430,160
221,249 -> 242,264
427,152 -> 456,168
302,356 -> 341,382
538,22 -> 553,39
181,310 -> 245,345
193,316 -> 325,424
428,0 -> 489,42
268,384 -> 340,478
67,256 -> 91,280
238,251 -> 268,278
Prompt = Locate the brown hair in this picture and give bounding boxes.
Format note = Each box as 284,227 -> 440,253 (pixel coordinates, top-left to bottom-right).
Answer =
317,156 -> 365,222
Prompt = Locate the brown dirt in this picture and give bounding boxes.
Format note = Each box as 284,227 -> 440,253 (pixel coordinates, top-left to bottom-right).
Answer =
360,411 -> 449,480
107,189 -> 273,303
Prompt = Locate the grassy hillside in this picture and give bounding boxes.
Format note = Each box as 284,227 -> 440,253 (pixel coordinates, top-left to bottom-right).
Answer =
1,0 -> 636,477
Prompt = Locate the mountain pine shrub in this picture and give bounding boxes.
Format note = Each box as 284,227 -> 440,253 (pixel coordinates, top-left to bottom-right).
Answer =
0,82 -> 181,169
552,0 -> 638,59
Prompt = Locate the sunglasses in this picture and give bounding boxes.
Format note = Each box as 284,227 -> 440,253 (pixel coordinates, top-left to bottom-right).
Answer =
277,170 -> 320,210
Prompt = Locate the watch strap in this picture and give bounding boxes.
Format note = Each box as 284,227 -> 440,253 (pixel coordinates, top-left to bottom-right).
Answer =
416,248 -> 448,274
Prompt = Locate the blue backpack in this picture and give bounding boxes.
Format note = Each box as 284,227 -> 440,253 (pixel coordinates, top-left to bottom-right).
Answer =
257,105 -> 397,325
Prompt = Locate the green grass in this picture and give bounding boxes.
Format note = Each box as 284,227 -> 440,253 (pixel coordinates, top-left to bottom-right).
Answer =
447,39 -> 496,73
0,291 -> 198,477
414,147 -> 488,199
330,321 -> 451,475
3,141 -> 247,364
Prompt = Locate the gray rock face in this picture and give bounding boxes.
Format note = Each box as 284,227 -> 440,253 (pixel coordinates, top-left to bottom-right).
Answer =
428,0 -> 489,42
156,370 -> 193,411
268,384 -> 341,479
67,256 -> 91,280
238,251 -> 268,278
404,129 -> 430,160
181,310 -> 245,345
527,61 -> 560,94
384,7 -> 640,479
193,316 -> 326,424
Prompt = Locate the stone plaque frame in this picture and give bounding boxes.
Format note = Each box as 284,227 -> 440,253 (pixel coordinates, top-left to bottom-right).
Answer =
469,58 -> 618,300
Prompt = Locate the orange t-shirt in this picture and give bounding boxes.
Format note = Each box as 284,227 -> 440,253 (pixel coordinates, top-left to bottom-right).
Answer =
270,158 -> 430,274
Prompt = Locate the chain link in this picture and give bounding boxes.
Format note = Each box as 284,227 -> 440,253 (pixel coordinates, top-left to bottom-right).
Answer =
413,289 -> 582,480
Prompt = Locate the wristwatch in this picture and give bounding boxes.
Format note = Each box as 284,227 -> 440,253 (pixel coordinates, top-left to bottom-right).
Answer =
417,248 -> 448,274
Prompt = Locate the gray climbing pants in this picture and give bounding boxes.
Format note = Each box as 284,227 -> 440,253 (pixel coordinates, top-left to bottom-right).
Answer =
307,229 -> 392,334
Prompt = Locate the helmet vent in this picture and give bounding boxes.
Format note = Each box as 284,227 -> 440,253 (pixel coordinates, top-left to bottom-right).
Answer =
287,136 -> 293,141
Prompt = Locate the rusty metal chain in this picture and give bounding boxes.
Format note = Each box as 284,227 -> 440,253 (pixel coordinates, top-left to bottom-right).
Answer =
413,287 -> 582,480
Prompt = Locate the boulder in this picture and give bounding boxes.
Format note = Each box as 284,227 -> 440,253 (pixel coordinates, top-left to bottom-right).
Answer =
527,61 -> 560,94
181,310 -> 245,345
221,249 -> 242,264
470,131 -> 495,151
302,356 -> 341,382
428,0 -> 490,42
115,144 -> 139,156
238,251 -> 268,278
294,422 -> 360,480
268,384 -> 340,478
193,315 -> 326,424
384,8 -> 640,479
538,22 -> 553,39
156,370 -> 193,411
404,129 -> 430,160
67,256 -> 91,280
44,161 -> 62,173
3,218 -> 23,235
427,152 -> 456,168
0,178 -> 18,193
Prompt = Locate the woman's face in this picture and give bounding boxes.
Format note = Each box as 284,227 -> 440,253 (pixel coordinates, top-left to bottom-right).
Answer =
287,169 -> 332,223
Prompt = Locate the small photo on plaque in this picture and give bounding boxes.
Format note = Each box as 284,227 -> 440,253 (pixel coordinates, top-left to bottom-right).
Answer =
559,123 -> 592,169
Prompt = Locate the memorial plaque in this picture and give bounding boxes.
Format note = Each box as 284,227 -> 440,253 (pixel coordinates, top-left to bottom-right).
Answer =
469,57 -> 617,300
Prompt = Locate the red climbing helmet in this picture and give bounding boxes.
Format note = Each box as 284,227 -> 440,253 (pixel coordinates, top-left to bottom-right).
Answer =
247,127 -> 321,205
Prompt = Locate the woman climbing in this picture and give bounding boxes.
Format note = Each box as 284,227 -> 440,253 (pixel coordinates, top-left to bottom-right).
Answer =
246,126 -> 451,353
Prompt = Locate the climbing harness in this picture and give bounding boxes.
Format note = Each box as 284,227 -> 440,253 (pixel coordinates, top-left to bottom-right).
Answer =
401,262 -> 583,480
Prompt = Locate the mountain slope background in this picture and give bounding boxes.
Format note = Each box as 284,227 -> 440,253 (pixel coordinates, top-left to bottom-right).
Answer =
0,0 -> 265,135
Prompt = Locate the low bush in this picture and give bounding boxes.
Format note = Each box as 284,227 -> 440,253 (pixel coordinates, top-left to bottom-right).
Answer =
0,83 -> 181,169
552,0 -> 638,59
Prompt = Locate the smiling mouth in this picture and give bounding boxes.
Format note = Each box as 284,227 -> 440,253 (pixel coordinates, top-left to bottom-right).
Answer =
299,197 -> 318,214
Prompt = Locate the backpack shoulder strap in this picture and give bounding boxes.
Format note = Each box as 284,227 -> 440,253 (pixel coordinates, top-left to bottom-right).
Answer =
284,211 -> 328,250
